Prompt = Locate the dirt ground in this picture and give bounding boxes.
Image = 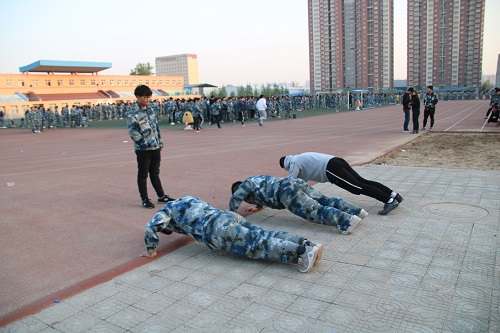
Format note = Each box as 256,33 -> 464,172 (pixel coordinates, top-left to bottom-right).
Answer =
372,132 -> 499,171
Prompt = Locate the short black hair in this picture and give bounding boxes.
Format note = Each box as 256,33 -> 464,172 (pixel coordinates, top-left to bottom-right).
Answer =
279,156 -> 286,169
231,181 -> 242,194
134,85 -> 152,97
408,87 -> 414,92
427,85 -> 433,90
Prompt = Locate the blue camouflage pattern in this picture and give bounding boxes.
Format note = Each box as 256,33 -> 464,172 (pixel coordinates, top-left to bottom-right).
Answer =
127,102 -> 163,151
229,175 -> 362,231
144,196 -> 304,263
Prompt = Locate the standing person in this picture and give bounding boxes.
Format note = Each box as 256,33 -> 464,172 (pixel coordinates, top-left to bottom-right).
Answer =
410,89 -> 421,134
235,97 -> 246,126
401,87 -> 413,133
127,85 -> 174,209
485,87 -> 500,119
256,94 -> 267,126
422,85 -> 439,131
230,175 -> 367,235
279,153 -> 403,215
209,98 -> 222,129
141,196 -> 323,273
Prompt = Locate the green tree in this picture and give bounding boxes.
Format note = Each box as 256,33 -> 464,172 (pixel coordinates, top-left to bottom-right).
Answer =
480,80 -> 493,92
237,86 -> 246,96
219,86 -> 227,98
130,62 -> 154,75
244,84 -> 253,96
229,91 -> 236,98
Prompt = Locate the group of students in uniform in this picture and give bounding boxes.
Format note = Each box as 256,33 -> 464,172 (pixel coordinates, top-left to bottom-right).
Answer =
127,87 -> 404,274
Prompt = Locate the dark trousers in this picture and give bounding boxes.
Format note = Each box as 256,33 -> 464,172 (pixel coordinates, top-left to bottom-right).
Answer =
412,108 -> 420,132
193,115 -> 202,130
135,149 -> 165,201
211,114 -> 221,128
403,108 -> 410,131
423,107 -> 435,128
325,157 -> 393,203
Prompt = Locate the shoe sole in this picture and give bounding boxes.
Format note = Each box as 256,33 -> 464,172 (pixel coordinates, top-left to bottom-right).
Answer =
314,244 -> 324,265
358,209 -> 369,220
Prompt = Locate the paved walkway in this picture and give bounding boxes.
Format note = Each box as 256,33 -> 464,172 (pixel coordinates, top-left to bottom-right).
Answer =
3,164 -> 499,333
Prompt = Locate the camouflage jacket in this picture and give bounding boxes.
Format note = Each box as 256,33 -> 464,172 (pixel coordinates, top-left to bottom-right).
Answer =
229,175 -> 286,212
127,102 -> 163,151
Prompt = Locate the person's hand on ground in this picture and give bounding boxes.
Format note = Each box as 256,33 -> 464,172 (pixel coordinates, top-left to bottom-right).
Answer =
245,206 -> 263,212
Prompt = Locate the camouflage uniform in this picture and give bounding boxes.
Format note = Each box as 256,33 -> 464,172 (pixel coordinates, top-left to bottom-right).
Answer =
230,175 -> 362,232
145,196 -> 305,263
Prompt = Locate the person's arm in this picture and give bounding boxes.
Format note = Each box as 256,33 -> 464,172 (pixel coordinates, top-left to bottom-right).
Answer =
287,161 -> 301,179
141,212 -> 172,258
127,114 -> 148,150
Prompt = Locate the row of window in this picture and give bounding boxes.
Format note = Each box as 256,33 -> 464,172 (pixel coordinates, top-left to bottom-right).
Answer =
2,78 -> 183,88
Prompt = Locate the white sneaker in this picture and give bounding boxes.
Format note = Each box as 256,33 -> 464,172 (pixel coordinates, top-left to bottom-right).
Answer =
341,216 -> 362,235
403,130 -> 410,133
298,245 -> 320,273
358,209 -> 369,219
429,127 -> 433,131
422,127 -> 426,130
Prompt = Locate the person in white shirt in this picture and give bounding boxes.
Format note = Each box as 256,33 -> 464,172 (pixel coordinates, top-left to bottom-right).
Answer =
280,152 -> 403,215
255,94 -> 267,126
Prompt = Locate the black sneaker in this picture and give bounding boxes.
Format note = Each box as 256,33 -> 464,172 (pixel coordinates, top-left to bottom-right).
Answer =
158,195 -> 175,204
378,200 -> 398,215
142,198 -> 155,209
395,193 -> 404,203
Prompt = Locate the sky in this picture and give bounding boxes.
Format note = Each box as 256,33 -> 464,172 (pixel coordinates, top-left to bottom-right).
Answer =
0,0 -> 498,87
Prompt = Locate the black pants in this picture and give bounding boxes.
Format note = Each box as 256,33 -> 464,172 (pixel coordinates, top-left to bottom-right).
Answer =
412,108 -> 420,132
211,114 -> 221,128
135,149 -> 165,201
325,157 -> 392,203
423,107 -> 435,128
193,115 -> 202,130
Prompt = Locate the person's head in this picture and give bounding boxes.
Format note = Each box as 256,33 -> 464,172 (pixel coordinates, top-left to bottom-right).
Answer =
231,181 -> 242,194
427,85 -> 433,93
279,156 -> 286,169
259,94 -> 265,99
134,85 -> 153,107
407,87 -> 414,93
495,87 -> 500,94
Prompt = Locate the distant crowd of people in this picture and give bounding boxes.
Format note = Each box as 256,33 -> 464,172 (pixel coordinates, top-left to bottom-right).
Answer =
0,88 -> 496,133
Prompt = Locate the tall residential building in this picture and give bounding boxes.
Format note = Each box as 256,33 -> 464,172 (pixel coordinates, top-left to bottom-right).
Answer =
496,54 -> 500,88
308,0 -> 394,93
407,0 -> 485,89
155,54 -> 199,85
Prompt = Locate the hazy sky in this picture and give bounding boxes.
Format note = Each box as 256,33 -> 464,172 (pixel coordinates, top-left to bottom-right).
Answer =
0,0 -> 498,86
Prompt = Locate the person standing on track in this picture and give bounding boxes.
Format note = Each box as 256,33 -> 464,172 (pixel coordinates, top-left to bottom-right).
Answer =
422,85 -> 439,131
127,85 -> 174,209
402,87 -> 413,133
280,153 -> 403,215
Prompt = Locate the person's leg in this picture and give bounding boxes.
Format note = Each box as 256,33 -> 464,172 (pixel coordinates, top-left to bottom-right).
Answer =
278,178 -> 354,229
206,211 -> 303,263
429,108 -> 435,128
136,150 -> 153,201
403,108 -> 410,131
326,157 -> 392,203
422,108 -> 430,128
148,149 -> 165,198
412,109 -> 420,132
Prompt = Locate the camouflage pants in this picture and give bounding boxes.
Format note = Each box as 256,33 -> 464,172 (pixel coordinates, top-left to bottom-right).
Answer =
206,211 -> 304,263
278,178 -> 362,230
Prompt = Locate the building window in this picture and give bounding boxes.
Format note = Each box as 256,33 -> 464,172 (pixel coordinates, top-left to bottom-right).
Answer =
80,80 -> 85,86
101,80 -> 106,86
6,79 -> 13,87
117,80 -> 121,86
69,80 -> 74,86
125,80 -> 129,85
32,80 -> 38,87
90,79 -> 96,86
45,80 -> 51,86
109,79 -> 114,86
57,80 -> 63,86
145,80 -> 150,85
18,80 -> 24,87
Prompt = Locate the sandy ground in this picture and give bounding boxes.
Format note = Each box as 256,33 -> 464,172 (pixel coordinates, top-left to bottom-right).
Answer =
372,132 -> 499,170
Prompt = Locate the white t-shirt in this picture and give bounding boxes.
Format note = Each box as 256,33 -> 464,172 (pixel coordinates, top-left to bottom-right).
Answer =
256,98 -> 267,111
